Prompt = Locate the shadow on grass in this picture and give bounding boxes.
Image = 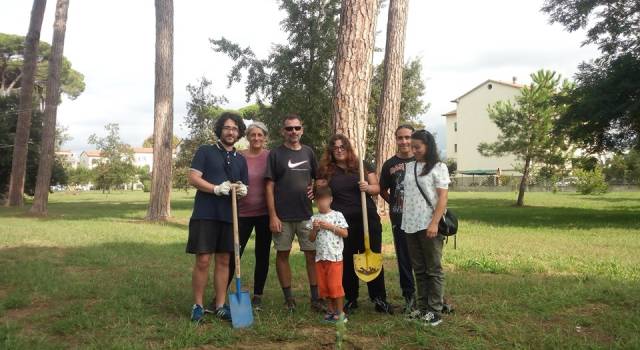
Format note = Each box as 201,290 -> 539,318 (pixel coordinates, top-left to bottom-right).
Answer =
1,241 -> 639,349
449,197 -> 640,230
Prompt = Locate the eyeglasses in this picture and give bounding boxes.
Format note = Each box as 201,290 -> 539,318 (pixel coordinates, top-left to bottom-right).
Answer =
332,145 -> 345,152
222,126 -> 239,132
284,126 -> 302,132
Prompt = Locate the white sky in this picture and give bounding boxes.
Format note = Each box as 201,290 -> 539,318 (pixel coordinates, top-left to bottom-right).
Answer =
1,0 -> 599,154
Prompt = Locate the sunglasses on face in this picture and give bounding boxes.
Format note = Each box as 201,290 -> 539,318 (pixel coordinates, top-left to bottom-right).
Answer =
332,145 -> 346,152
284,126 -> 302,132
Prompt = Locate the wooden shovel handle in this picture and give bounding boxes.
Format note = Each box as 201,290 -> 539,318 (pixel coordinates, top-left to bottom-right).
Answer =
359,157 -> 371,252
232,186 -> 241,279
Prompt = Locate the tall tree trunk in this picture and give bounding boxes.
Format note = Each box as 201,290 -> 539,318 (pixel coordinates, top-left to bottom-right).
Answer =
146,0 -> 174,221
7,0 -> 47,207
29,0 -> 68,215
332,0 -> 378,156
517,156 -> 531,207
374,0 -> 408,215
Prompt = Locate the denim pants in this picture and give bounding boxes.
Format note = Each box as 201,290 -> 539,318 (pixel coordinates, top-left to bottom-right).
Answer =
391,215 -> 415,299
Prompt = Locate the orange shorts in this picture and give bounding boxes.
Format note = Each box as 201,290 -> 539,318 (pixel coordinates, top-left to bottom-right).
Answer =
315,260 -> 344,299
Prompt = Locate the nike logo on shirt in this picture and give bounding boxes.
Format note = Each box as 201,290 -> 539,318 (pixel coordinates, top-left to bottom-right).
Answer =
288,160 -> 308,169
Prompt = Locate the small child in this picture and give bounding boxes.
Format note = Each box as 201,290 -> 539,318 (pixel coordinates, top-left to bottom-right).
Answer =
307,186 -> 349,322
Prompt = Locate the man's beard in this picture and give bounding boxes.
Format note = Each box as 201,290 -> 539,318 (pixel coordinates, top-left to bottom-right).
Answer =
220,136 -> 236,146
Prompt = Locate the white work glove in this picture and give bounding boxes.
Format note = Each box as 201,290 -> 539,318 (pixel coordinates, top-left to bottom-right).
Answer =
213,181 -> 232,196
235,181 -> 248,198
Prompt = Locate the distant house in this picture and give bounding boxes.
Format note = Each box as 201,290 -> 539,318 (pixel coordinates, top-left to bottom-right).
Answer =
55,150 -> 78,169
78,150 -> 103,169
444,79 -> 522,174
78,147 -> 176,169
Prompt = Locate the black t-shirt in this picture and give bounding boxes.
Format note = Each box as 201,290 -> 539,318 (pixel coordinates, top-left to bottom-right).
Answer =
264,144 -> 318,221
328,165 -> 377,218
379,155 -> 415,222
190,143 -> 249,222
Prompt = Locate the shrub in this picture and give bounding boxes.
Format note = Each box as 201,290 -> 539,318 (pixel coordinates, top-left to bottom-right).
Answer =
574,166 -> 608,195
142,180 -> 151,193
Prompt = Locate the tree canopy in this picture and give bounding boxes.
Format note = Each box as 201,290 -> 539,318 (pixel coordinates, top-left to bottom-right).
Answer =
479,70 -> 572,206
0,33 -> 85,101
542,0 -> 640,152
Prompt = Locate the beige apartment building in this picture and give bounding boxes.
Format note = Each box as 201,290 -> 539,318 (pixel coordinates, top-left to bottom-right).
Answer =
444,79 -> 523,174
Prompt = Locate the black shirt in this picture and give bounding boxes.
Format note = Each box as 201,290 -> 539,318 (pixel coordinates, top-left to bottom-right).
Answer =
328,165 -> 377,218
264,144 -> 318,221
379,155 -> 415,222
190,143 -> 249,222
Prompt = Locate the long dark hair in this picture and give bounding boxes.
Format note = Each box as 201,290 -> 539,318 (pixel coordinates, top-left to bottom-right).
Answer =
411,130 -> 440,176
318,134 -> 359,181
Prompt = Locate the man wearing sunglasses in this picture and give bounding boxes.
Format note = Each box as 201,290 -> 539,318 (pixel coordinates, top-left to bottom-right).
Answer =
265,114 -> 322,312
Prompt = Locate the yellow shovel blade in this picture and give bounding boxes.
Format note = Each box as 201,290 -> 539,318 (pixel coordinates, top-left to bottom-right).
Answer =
353,250 -> 383,282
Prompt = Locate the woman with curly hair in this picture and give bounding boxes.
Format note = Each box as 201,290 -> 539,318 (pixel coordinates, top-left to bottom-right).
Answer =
316,134 -> 394,315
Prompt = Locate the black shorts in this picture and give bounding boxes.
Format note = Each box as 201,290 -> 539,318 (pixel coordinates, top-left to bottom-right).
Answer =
186,219 -> 234,254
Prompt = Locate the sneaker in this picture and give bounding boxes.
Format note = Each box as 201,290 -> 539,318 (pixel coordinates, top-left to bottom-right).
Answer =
421,311 -> 442,326
285,297 -> 296,312
336,312 -> 348,324
205,302 -> 229,314
323,312 -> 336,323
373,298 -> 395,315
405,309 -> 423,321
343,300 -> 358,315
191,304 -> 205,323
310,298 -> 327,313
214,305 -> 232,321
442,302 -> 454,314
403,295 -> 416,314
252,295 -> 263,311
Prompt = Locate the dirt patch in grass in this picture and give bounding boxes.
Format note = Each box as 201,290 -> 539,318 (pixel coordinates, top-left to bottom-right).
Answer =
545,303 -> 615,345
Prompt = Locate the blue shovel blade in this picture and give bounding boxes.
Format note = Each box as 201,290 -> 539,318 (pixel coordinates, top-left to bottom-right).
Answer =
229,279 -> 253,328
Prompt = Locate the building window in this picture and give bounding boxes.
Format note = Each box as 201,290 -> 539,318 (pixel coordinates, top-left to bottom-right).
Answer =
454,144 -> 458,153
454,122 -> 457,132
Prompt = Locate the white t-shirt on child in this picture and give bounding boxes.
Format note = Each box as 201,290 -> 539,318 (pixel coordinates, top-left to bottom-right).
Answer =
306,210 -> 349,262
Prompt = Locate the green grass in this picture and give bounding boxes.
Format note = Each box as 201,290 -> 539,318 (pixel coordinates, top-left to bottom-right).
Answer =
1,191 -> 639,349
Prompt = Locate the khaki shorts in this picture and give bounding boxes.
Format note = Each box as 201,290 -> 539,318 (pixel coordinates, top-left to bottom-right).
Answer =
273,220 -> 315,251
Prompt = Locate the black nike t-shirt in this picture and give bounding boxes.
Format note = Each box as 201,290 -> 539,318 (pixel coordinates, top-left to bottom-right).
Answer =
379,155 -> 415,222
264,144 -> 318,221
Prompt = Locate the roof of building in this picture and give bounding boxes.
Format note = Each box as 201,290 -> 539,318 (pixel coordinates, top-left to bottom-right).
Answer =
81,150 -> 102,157
451,79 -> 523,103
132,147 -> 153,154
442,109 -> 457,117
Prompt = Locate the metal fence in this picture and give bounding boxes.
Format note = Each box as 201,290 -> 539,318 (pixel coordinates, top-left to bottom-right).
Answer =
450,175 -> 639,192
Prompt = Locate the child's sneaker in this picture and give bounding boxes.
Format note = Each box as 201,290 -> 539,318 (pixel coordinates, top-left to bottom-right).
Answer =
191,304 -> 204,323
323,312 -> 336,323
421,311 -> 442,326
284,297 -> 296,312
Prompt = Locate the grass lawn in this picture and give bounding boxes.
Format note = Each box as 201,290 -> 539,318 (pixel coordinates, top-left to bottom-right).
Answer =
1,190 -> 639,349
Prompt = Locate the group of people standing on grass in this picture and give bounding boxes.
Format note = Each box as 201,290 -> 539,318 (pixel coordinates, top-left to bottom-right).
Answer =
186,112 -> 451,327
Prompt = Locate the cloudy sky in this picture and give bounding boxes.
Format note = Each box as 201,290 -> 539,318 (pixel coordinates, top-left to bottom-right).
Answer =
1,0 -> 599,154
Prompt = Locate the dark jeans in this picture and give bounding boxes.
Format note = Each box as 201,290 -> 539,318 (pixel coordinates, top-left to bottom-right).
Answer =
342,212 -> 387,302
390,215 -> 416,299
228,215 -> 272,295
406,231 -> 444,314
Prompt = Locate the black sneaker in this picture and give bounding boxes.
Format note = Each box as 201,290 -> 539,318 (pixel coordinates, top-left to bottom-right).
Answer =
442,302 -> 454,314
343,299 -> 358,315
403,295 -> 416,314
214,305 -> 232,321
285,297 -> 296,312
421,311 -> 442,326
252,295 -> 263,311
373,298 -> 394,315
310,298 -> 327,313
